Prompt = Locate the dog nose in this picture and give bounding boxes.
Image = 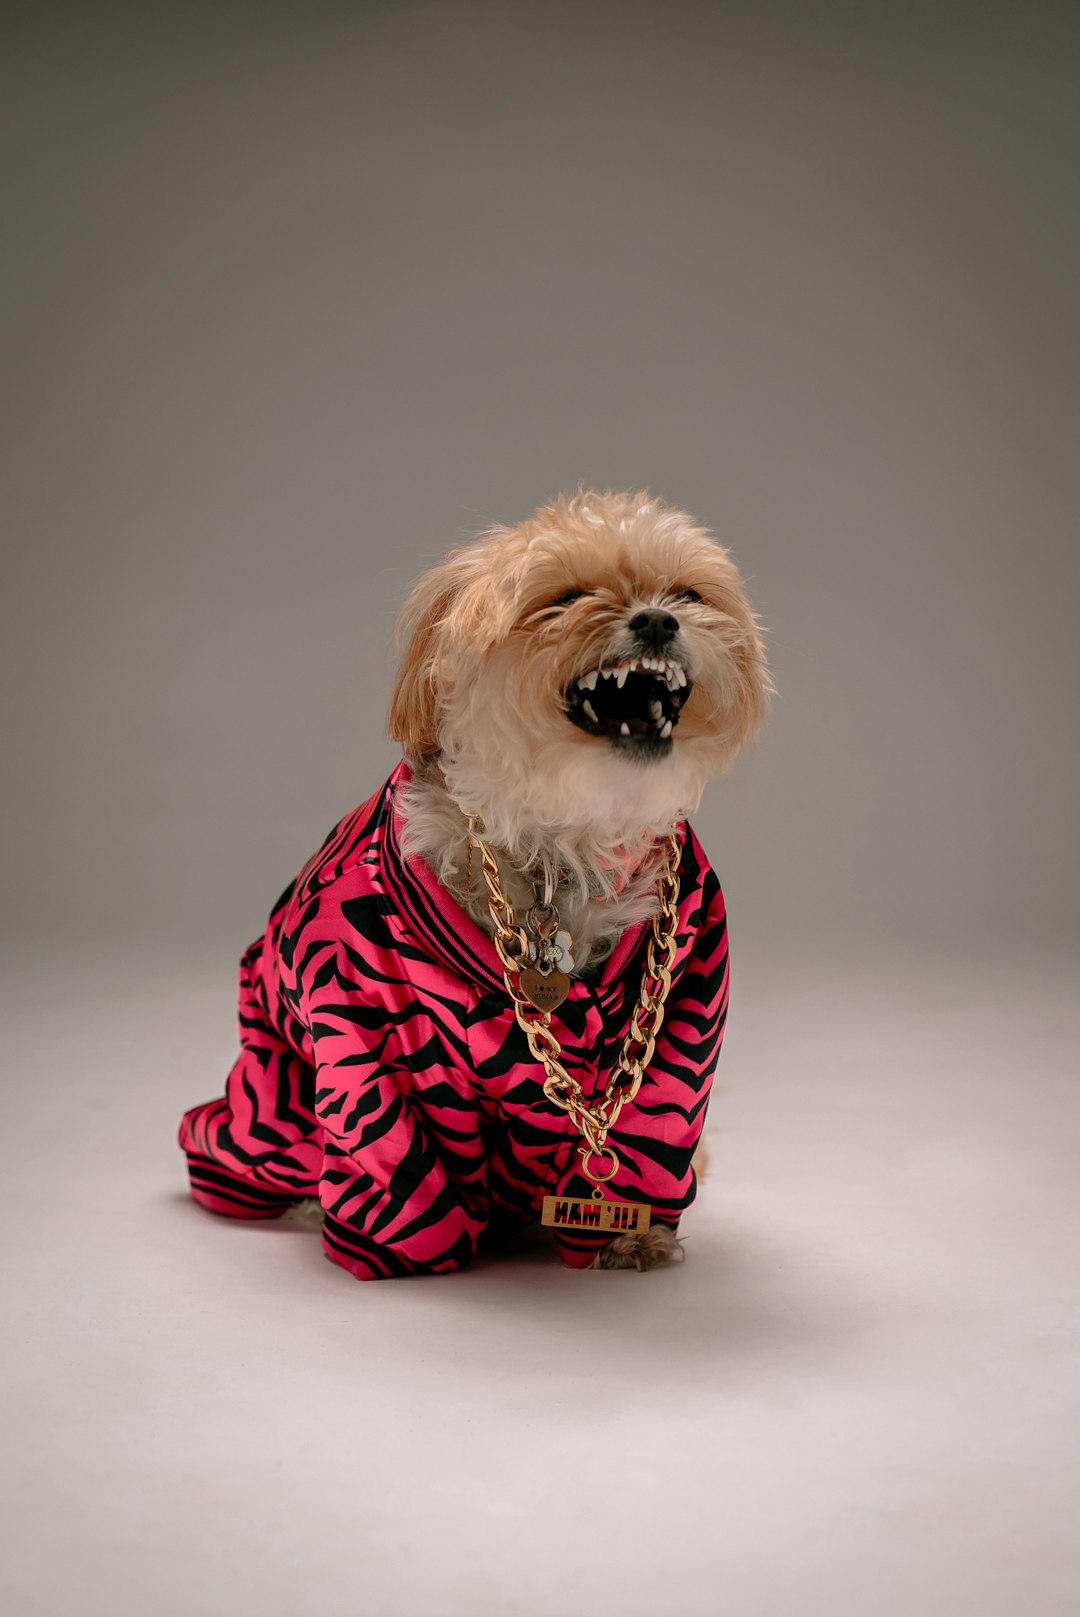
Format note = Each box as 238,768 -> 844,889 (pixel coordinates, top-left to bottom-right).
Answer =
628,608 -> 680,649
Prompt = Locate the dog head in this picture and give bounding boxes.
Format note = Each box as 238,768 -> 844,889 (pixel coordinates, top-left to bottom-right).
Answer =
387,490 -> 771,851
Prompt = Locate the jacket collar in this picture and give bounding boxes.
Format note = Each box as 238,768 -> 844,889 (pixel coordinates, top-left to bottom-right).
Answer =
377,760 -> 663,998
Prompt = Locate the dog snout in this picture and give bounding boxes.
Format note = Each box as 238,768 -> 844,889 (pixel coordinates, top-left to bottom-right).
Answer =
628,608 -> 680,650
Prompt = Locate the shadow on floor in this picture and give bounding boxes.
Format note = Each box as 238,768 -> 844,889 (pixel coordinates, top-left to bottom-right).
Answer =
164,1188 -> 871,1372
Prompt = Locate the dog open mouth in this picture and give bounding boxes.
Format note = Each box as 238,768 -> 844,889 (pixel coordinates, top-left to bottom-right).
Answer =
565,655 -> 692,749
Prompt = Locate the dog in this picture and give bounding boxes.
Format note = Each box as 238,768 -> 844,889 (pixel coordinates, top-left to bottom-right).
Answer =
179,489 -> 769,1277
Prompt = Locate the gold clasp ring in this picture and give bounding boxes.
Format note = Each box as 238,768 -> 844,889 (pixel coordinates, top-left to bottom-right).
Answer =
580,1146 -> 620,1186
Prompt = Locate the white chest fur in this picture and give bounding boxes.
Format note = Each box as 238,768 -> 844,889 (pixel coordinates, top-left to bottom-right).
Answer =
396,768 -> 671,973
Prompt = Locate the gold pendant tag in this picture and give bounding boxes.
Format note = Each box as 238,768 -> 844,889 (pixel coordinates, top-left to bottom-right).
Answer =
541,1195 -> 651,1234
520,965 -> 571,1011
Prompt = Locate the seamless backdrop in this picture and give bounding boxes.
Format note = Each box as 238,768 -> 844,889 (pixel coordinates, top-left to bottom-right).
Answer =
3,0 -> 1078,973
3,8 -> 1080,1617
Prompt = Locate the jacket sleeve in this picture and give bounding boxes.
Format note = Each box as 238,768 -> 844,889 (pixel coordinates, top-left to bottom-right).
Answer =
551,841 -> 731,1269
295,881 -> 489,1281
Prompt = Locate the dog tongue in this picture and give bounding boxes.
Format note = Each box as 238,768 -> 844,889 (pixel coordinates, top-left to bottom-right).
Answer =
596,842 -> 656,895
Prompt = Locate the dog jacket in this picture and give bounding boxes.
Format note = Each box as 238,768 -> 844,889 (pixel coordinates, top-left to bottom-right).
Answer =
179,761 -> 730,1278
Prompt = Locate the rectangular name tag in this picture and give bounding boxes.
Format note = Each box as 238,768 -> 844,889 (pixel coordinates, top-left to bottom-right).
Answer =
541,1195 -> 651,1234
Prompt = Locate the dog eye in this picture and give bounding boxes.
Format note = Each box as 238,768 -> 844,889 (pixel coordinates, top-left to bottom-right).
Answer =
548,589 -> 586,609
675,587 -> 703,604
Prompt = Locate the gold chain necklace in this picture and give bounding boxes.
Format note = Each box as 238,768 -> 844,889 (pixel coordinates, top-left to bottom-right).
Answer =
465,816 -> 681,1236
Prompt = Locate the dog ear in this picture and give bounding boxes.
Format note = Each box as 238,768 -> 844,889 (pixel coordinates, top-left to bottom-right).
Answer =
387,540 -> 508,760
696,544 -> 774,763
727,627 -> 773,755
386,580 -> 451,760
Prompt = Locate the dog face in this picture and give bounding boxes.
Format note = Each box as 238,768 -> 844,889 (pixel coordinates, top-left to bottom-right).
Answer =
388,490 -> 770,847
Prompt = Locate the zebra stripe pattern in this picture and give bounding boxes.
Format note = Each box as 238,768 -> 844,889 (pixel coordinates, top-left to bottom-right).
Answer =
178,761 -> 730,1278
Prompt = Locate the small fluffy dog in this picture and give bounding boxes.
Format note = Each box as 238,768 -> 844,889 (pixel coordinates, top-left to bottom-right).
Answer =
179,490 -> 769,1277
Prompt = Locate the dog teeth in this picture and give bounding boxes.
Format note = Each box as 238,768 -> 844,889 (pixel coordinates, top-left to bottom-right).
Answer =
585,657 -> 687,687
649,700 -> 663,721
620,722 -> 630,736
583,699 -> 598,723
660,719 -> 672,738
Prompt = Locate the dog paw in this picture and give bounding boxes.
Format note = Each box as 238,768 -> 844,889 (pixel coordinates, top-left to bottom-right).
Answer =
592,1225 -> 684,1271
280,1197 -> 325,1230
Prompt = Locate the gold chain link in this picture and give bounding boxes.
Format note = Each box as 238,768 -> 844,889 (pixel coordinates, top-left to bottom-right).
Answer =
465,817 -> 682,1193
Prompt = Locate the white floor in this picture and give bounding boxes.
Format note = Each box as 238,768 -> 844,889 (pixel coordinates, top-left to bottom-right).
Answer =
2,944 -> 1077,1617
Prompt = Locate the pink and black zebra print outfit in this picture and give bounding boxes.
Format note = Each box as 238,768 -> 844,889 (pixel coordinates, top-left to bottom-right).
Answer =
179,761 -> 730,1278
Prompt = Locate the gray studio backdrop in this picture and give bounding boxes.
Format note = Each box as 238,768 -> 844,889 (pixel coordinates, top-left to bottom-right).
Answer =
3,1 -> 1078,976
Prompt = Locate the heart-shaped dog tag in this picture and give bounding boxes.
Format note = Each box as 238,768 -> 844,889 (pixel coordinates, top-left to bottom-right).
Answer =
519,965 -> 571,1012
